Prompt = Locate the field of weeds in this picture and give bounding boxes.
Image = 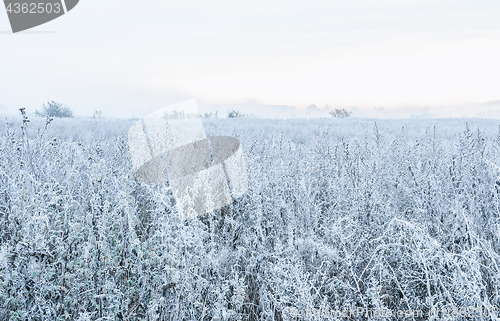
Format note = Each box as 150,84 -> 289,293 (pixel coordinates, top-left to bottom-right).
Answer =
1,113 -> 500,320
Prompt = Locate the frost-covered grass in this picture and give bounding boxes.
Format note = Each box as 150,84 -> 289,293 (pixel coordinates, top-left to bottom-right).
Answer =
1,114 -> 500,320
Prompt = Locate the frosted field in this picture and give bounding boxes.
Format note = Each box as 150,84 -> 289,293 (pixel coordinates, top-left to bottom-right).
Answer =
1,115 -> 500,320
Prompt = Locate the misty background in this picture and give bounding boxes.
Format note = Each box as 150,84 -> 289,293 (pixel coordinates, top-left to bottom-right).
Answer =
1,0 -> 500,119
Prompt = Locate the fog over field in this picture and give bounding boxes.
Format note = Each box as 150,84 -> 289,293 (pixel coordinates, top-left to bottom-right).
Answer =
2,1 -> 500,118
1,114 -> 500,320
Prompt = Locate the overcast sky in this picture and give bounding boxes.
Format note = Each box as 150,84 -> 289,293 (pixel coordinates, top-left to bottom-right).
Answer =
1,0 -> 500,118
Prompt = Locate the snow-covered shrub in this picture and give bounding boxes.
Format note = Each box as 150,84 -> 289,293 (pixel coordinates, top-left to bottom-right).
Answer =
34,101 -> 74,118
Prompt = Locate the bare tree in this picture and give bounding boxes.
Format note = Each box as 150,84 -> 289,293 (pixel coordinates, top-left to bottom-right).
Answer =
93,110 -> 103,119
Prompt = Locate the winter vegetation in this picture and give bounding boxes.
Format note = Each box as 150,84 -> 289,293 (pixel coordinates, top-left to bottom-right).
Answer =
203,111 -> 218,119
34,102 -> 74,119
227,109 -> 245,118
92,111 -> 103,120
329,108 -> 352,118
1,111 -> 500,320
